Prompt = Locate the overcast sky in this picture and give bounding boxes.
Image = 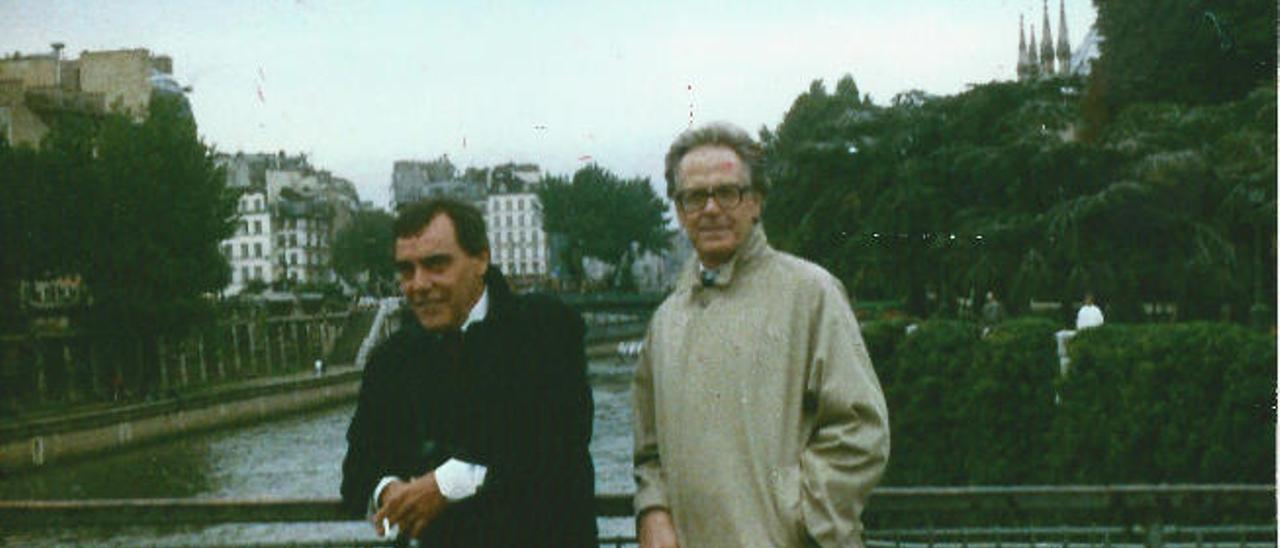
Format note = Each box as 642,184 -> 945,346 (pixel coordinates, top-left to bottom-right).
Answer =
5,0 -> 1095,209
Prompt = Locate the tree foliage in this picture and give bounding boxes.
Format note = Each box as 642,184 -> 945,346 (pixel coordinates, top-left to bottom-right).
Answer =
536,165 -> 673,288
331,207 -> 395,293
1089,0 -> 1276,113
762,64 -> 1274,322
0,94 -> 236,392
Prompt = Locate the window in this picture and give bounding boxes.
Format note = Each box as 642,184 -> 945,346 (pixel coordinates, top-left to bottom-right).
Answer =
240,243 -> 249,258
240,267 -> 249,282
253,266 -> 263,279
290,253 -> 298,265
254,243 -> 263,258
253,220 -> 262,234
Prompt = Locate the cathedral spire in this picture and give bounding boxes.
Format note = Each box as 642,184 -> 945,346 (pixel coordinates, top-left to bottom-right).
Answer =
1040,0 -> 1056,75
1057,0 -> 1072,74
1018,15 -> 1031,81
1028,25 -> 1041,75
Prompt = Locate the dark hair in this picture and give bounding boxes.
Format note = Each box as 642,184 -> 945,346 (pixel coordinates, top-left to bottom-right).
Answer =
663,121 -> 768,199
392,198 -> 489,257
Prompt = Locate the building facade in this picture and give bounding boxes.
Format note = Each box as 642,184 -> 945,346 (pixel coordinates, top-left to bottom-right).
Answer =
217,152 -> 356,295
0,45 -> 185,146
223,190 -> 275,291
485,192 -> 550,285
391,156 -> 485,210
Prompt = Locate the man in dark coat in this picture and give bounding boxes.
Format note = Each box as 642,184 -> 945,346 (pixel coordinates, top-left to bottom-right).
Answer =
341,198 -> 597,546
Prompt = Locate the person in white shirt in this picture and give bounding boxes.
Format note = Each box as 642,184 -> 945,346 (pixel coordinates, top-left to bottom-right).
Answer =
1076,293 -> 1105,330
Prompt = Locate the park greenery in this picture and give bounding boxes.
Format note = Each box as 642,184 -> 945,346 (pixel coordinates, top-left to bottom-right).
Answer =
862,318 -> 1275,488
761,0 -> 1275,323
536,164 -> 673,289
0,94 -> 236,395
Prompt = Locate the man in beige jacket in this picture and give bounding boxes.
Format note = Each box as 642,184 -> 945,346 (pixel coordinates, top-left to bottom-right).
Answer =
633,122 -> 890,547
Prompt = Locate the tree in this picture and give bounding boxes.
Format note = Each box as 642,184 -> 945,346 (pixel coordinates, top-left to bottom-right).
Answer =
1089,0 -> 1276,115
70,94 -> 237,395
331,208 -> 395,294
762,67 -> 1275,323
536,165 -> 672,289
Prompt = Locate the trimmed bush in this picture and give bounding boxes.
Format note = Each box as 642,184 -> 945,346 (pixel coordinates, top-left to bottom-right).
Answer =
960,317 -> 1060,484
879,320 -> 978,485
1049,322 -> 1276,483
868,319 -> 1274,486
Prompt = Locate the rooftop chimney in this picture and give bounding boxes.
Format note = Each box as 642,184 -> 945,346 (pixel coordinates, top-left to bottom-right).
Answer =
51,42 -> 65,87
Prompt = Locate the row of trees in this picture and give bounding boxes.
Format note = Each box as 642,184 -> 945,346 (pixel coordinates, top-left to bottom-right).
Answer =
760,0 -> 1275,322
0,95 -> 236,394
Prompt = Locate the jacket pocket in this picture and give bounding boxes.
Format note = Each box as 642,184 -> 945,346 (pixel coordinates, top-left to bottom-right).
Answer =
772,464 -> 805,545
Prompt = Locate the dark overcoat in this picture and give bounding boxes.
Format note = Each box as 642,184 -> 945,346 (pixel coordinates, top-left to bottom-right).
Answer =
341,268 -> 597,547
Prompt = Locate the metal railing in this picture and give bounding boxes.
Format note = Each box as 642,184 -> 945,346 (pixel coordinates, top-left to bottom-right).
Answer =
1,485 -> 1274,547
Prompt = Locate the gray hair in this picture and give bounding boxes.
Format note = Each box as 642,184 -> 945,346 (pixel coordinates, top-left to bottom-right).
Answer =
663,122 -> 767,199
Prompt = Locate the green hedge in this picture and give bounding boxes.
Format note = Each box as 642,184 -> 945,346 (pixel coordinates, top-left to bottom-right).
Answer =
863,319 -> 1275,486
1048,322 -> 1275,483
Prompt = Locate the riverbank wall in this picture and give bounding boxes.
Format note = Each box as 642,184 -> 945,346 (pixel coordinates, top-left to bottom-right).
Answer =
0,322 -> 646,475
0,368 -> 361,476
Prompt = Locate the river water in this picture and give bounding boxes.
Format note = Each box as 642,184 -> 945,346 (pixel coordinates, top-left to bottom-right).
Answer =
0,357 -> 639,546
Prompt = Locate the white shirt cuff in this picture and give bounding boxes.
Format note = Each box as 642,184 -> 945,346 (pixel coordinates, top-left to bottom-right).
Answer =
434,458 -> 488,500
370,475 -> 402,515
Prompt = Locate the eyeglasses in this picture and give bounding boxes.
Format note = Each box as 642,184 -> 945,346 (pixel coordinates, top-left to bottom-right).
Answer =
675,185 -> 751,213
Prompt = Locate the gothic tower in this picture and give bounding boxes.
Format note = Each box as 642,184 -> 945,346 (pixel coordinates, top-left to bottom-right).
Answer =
1015,1 -> 1076,80
1040,0 -> 1056,75
1056,0 -> 1072,74
1028,26 -> 1041,76
1017,15 -> 1033,81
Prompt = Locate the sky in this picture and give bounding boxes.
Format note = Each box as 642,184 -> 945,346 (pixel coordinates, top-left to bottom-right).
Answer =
4,0 -> 1096,209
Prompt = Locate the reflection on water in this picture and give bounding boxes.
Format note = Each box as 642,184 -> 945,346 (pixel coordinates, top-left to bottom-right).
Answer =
0,358 -> 637,546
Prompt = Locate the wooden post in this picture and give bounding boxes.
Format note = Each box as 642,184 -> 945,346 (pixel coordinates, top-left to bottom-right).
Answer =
262,324 -> 272,374
157,337 -> 169,393
248,323 -> 260,375
209,333 -> 224,380
292,321 -> 302,369
198,334 -> 209,383
177,339 -> 189,388
34,341 -> 47,403
278,323 -> 288,372
88,340 -> 101,397
63,343 -> 78,402
230,324 -> 242,377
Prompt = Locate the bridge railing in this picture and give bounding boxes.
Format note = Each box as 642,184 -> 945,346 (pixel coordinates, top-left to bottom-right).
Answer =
1,485 -> 1274,547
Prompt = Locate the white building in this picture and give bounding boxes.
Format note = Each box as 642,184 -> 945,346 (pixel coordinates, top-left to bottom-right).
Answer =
485,192 -> 549,281
223,190 -> 276,293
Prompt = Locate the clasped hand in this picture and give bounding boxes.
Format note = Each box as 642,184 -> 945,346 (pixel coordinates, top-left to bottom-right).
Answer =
372,473 -> 448,539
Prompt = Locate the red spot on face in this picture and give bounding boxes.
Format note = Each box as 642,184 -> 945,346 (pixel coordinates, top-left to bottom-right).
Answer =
718,161 -> 736,171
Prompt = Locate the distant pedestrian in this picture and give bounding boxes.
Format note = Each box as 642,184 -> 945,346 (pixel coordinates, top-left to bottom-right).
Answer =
981,290 -> 1006,330
111,372 -> 124,402
1076,293 -> 1104,330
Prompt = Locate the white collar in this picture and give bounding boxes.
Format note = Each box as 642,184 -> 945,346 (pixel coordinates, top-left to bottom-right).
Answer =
460,288 -> 489,332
